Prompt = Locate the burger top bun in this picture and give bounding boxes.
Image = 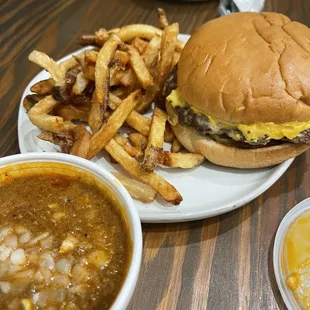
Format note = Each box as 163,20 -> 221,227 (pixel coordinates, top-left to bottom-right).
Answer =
178,12 -> 310,124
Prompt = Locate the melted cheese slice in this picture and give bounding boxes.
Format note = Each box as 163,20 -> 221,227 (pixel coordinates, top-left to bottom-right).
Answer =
167,89 -> 310,142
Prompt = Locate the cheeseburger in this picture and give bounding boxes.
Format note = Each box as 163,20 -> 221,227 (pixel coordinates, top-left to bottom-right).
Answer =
165,12 -> 310,168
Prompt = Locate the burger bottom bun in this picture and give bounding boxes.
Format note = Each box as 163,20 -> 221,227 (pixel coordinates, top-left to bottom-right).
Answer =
166,102 -> 310,168
171,123 -> 310,168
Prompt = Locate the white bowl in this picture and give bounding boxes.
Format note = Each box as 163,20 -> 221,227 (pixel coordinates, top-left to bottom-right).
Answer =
273,198 -> 310,310
0,152 -> 143,310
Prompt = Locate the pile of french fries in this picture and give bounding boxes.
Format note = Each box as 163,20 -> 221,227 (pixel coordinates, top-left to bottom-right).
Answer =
24,8 -> 205,205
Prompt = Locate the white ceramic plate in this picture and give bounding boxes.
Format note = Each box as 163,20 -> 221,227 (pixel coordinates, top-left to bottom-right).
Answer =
18,34 -> 294,223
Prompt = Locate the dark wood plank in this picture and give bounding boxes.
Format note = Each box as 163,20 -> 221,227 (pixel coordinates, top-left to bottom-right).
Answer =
1,0 -> 310,309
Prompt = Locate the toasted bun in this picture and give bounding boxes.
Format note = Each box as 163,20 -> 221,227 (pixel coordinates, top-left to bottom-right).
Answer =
166,101 -> 310,168
178,12 -> 310,124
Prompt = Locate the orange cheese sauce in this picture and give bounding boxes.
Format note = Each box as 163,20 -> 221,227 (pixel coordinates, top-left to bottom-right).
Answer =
283,210 -> 310,309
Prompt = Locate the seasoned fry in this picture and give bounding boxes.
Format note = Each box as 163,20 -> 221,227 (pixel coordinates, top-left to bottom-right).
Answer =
28,51 -> 65,86
157,23 -> 179,89
28,96 -> 75,133
141,108 -> 167,172
126,111 -> 151,136
131,37 -> 148,54
72,72 -> 88,95
30,78 -> 54,95
55,104 -> 90,121
127,45 -> 153,88
159,152 -> 204,168
142,34 -> 161,70
128,132 -> 148,151
157,8 -> 169,29
171,137 -> 183,153
88,90 -> 141,159
95,34 -> 121,107
164,123 -> 175,142
106,139 -> 182,204
70,126 -> 92,158
112,172 -> 156,203
23,94 -> 45,111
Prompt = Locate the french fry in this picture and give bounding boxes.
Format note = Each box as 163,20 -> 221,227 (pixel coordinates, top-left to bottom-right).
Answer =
119,68 -> 137,87
127,45 -> 153,88
157,8 -> 169,29
80,34 -> 97,46
159,152 -> 204,168
84,50 -> 98,63
135,85 -> 158,113
157,23 -> 179,89
70,126 -> 92,159
171,137 -> 183,153
95,28 -> 109,45
30,78 -> 55,95
55,104 -> 90,121
28,51 -> 65,86
108,93 -> 122,110
115,135 -> 143,158
128,132 -> 148,151
88,90 -> 141,159
28,96 -> 75,133
95,34 -> 121,107
112,172 -> 156,203
172,51 -> 181,68
105,139 -> 182,205
59,55 -> 81,74
72,72 -> 88,95
164,123 -> 175,142
82,63 -> 95,81
141,107 -> 167,172
38,130 -> 74,154
118,24 -> 161,42
126,111 -> 151,136
23,94 -> 45,111
142,34 -> 161,70
131,37 -> 148,54
88,92 -> 102,133
113,50 -> 130,70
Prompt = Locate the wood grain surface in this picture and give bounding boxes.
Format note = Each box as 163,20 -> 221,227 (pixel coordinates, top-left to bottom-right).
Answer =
1,0 -> 310,309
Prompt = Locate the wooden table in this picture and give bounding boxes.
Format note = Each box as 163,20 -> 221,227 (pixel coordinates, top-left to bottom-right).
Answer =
1,0 -> 310,309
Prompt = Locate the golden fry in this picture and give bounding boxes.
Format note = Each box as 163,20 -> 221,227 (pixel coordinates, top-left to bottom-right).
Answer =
72,72 -> 88,95
70,126 -> 92,159
30,78 -> 55,95
126,111 -> 151,136
118,24 -> 161,42
142,34 -> 161,70
112,172 -> 156,203
171,137 -> 183,153
28,51 -> 65,86
141,107 -> 167,172
157,8 -> 169,29
84,50 -> 98,63
127,45 -> 153,88
164,123 -> 175,142
135,85 -> 158,113
159,152 -> 204,168
113,50 -> 130,70
55,104 -> 90,121
88,90 -> 141,159
172,51 -> 181,68
115,134 -> 143,158
157,23 -> 179,89
82,63 -> 95,80
108,93 -> 122,110
131,37 -> 148,54
95,28 -> 109,45
28,96 -> 75,133
88,92 -> 102,134
95,34 -> 121,107
128,132 -> 148,150
105,139 -> 182,205
23,94 -> 45,111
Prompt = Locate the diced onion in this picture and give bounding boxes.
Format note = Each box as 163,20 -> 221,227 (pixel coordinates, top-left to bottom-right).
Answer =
0,226 -> 11,242
0,281 -> 11,294
14,269 -> 34,280
59,236 -> 79,254
19,232 -> 31,244
34,270 -> 44,283
0,259 -> 10,277
14,225 -> 28,235
41,236 -> 54,249
10,249 -> 26,265
56,259 -> 73,275
53,274 -> 70,287
21,298 -> 33,310
41,268 -> 53,284
39,252 -> 55,271
28,232 -> 49,245
72,264 -> 90,283
87,250 -> 111,269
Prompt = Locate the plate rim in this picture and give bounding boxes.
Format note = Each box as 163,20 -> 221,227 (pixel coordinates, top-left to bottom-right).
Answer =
17,34 -> 294,223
